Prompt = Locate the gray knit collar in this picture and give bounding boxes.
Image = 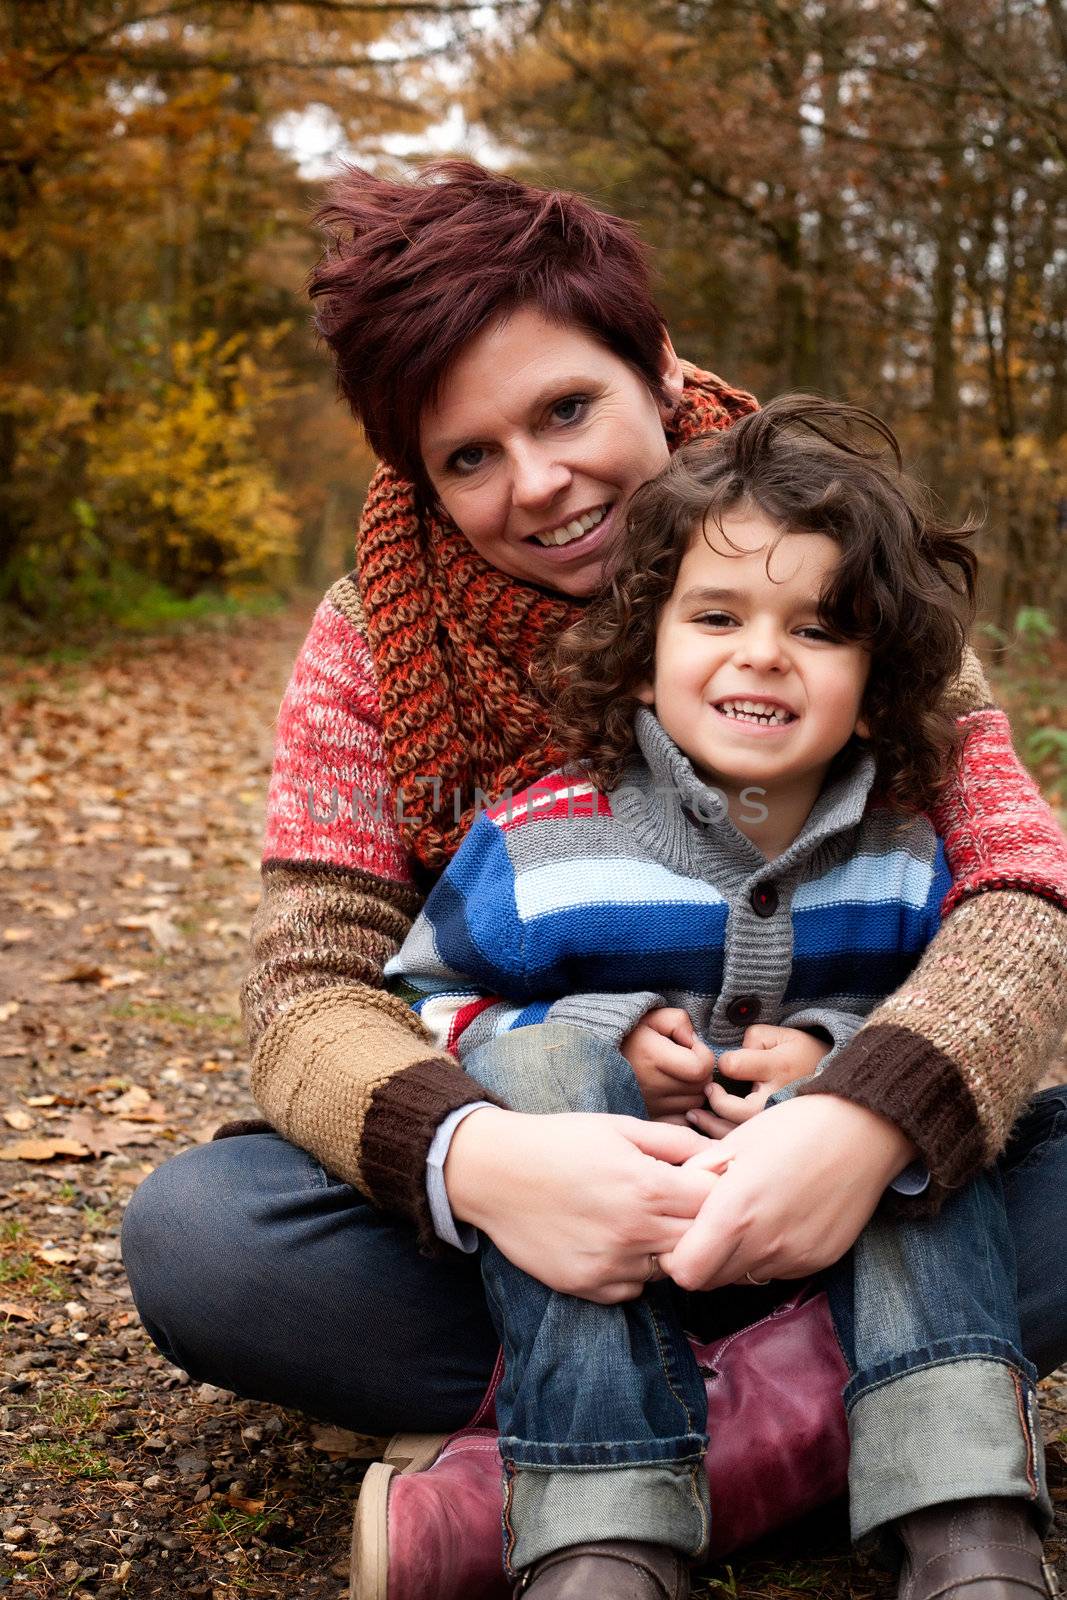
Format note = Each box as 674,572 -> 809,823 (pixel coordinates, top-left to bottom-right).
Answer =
610,706 -> 877,883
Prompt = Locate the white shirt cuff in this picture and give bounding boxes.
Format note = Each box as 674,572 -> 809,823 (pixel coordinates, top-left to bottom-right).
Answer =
889,1159 -> 930,1196
426,1102 -> 496,1252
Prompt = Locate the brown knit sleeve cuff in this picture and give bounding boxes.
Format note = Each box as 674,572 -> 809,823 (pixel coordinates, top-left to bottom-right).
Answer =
248,984 -> 508,1251
794,1022 -> 985,1210
361,1058 -> 508,1253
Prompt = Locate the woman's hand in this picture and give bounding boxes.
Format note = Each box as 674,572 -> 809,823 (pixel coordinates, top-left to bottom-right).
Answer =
686,1025 -> 830,1139
444,1106 -> 720,1303
661,1094 -> 918,1291
620,1007 -> 716,1121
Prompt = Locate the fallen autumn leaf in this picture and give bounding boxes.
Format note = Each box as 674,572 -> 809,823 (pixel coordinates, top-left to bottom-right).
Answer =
0,1137 -> 90,1162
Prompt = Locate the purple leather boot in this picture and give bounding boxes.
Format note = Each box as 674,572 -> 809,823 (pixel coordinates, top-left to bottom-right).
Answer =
350,1288 -> 849,1600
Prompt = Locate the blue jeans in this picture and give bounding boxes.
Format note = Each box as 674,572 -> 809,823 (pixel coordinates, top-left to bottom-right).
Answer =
465,1026 -> 712,1571
827,1166 -> 1049,1543
121,1041 -> 1067,1559
462,1025 -> 1052,1571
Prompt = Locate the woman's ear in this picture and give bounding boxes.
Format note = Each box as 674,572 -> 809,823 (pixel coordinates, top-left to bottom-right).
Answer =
657,336 -> 685,419
855,712 -> 870,739
634,680 -> 656,707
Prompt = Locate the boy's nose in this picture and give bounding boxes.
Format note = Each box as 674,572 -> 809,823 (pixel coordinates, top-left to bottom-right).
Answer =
733,625 -> 790,671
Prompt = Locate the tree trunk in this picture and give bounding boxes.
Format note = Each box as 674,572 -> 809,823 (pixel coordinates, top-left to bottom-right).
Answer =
929,68 -> 963,471
0,159 -> 30,587
811,28 -> 845,393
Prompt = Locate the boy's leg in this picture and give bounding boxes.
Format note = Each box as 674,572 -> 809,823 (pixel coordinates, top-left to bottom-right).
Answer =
463,1024 -> 710,1576
121,1131 -> 499,1432
824,1165 -> 1052,1545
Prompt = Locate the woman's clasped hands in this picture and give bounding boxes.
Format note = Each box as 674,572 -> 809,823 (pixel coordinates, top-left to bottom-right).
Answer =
448,1015 -> 920,1306
444,1104 -> 724,1304
662,1092 -> 919,1291
620,1009 -> 917,1292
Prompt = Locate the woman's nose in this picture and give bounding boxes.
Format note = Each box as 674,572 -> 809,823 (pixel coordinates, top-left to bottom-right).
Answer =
509,444 -> 572,510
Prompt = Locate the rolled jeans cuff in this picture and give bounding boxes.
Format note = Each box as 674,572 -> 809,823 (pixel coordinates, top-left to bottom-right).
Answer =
846,1343 -> 1052,1543
501,1456 -> 710,1574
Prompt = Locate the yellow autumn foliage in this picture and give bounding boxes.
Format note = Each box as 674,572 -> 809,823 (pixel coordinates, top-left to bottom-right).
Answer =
86,329 -> 300,586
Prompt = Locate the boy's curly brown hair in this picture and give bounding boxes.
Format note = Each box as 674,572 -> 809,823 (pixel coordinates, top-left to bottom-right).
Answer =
544,395 -> 979,815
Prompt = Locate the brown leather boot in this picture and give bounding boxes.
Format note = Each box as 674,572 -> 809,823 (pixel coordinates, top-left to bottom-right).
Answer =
513,1540 -> 689,1599
896,1497 -> 1059,1600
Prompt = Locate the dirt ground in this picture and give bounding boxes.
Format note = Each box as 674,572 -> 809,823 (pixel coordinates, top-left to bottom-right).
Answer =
1,602 -> 1064,1600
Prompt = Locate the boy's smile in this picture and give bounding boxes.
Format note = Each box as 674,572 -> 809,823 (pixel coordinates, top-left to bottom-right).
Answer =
636,510 -> 871,853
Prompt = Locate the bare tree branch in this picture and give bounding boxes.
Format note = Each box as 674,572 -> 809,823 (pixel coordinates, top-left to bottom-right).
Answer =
907,0 -> 1067,163
80,44 -> 452,73
545,34 -> 792,250
1047,0 -> 1067,66
208,0 -> 524,10
30,0 -> 522,82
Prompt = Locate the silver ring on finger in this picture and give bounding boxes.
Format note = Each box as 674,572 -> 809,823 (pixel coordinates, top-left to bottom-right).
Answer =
745,1270 -> 770,1286
646,1254 -> 660,1282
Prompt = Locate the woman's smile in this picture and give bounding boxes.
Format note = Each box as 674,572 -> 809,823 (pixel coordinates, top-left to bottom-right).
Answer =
521,499 -> 618,565
525,500 -> 611,548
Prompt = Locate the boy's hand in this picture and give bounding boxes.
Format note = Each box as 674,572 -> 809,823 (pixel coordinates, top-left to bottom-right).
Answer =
686,1025 -> 830,1139
620,1007 -> 716,1121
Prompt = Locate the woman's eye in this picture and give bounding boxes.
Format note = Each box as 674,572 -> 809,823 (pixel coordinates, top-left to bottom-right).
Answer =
448,444 -> 487,474
551,395 -> 587,425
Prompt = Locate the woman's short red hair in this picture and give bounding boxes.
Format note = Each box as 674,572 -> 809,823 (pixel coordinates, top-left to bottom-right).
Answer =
308,160 -> 669,485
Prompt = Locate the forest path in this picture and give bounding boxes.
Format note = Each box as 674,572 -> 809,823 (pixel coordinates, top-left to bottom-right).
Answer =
0,599 -> 380,1599
0,603 -> 1064,1598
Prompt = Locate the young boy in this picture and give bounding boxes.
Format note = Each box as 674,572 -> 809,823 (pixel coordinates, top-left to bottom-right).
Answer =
384,396 -> 1051,1600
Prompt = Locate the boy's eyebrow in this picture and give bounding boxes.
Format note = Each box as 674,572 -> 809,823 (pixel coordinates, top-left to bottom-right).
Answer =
676,586 -> 746,605
677,584 -> 821,608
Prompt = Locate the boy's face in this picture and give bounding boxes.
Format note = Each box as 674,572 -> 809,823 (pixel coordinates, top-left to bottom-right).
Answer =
636,511 -> 870,796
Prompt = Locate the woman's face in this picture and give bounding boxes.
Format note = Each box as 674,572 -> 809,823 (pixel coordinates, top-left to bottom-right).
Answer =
419,306 -> 683,597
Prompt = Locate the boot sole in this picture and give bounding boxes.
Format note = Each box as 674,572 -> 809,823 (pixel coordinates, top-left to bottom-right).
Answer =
350,1434 -> 449,1600
351,1460 -> 394,1600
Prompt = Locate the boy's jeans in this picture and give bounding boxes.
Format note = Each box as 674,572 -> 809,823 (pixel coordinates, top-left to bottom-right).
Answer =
464,1024 -> 1051,1574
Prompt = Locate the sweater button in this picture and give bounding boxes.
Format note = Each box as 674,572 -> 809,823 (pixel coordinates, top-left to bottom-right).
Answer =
750,883 -> 779,918
725,995 -> 761,1027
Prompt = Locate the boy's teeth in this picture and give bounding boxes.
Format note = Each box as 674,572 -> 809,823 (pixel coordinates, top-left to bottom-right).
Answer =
533,504 -> 608,547
718,699 -> 793,725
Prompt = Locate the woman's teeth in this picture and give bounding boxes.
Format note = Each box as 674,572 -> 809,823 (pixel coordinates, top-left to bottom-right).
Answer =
532,504 -> 609,547
717,700 -> 795,726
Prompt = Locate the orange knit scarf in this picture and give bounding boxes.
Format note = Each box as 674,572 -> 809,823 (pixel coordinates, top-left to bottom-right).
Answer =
357,366 -> 757,870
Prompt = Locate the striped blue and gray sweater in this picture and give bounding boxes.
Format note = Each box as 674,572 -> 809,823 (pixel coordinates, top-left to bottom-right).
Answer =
385,709 -> 950,1066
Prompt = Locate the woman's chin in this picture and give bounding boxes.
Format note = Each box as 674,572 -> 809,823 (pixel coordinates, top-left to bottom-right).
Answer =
513,550 -> 610,598
550,562 -> 610,598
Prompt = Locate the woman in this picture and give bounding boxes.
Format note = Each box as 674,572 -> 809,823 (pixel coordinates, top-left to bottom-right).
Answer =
121,162 -> 1067,1600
